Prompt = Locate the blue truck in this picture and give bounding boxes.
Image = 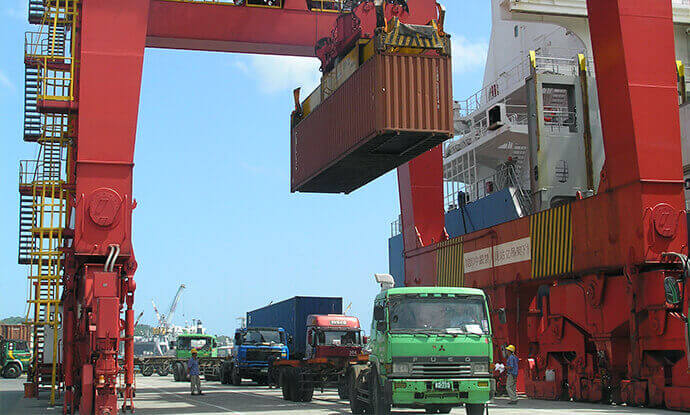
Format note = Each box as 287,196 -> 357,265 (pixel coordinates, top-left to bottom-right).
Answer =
221,327 -> 289,385
247,296 -> 343,360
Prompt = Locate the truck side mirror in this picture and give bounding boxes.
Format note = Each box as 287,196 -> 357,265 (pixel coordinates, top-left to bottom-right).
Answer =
665,277 -> 682,306
498,308 -> 507,325
373,305 -> 385,321
234,333 -> 242,346
376,321 -> 387,332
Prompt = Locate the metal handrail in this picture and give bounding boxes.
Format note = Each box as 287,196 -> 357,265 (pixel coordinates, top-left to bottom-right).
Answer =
444,164 -> 532,215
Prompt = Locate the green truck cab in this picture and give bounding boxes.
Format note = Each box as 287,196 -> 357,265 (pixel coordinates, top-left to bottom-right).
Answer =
175,333 -> 218,359
1,338 -> 32,378
349,275 -> 493,414
171,333 -> 220,381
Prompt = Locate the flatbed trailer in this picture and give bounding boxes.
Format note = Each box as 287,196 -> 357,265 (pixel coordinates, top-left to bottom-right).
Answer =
274,354 -> 369,402
133,356 -> 173,377
171,356 -> 225,382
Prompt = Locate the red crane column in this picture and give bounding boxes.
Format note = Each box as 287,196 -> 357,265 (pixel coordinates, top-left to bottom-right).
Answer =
398,147 -> 446,286
70,1 -> 150,413
584,0 -> 685,260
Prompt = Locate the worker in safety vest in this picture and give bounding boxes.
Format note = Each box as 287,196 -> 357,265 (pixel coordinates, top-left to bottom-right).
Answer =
505,345 -> 518,404
188,349 -> 203,395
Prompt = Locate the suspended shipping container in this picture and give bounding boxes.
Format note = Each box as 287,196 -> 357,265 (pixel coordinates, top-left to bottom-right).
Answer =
291,24 -> 453,194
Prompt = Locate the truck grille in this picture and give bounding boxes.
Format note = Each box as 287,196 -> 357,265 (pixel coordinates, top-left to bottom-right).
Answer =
245,350 -> 281,362
411,362 -> 472,378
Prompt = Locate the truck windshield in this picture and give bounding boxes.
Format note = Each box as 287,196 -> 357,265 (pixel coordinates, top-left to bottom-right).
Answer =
177,337 -> 213,351
13,341 -> 29,352
319,330 -> 361,346
388,295 -> 490,334
244,330 -> 283,344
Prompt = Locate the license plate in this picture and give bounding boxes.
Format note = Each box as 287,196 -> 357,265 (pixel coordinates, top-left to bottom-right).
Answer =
434,381 -> 452,390
261,368 -> 268,373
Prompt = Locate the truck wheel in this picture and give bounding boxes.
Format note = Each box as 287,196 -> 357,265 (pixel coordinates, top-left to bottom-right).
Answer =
279,370 -> 291,400
141,365 -> 154,377
337,375 -> 349,400
221,363 -> 231,384
438,405 -> 453,414
294,369 -> 314,403
349,370 -> 368,414
175,362 -> 187,382
2,363 -> 21,379
231,365 -> 242,386
465,403 -> 485,415
157,365 -> 169,376
369,369 -> 391,414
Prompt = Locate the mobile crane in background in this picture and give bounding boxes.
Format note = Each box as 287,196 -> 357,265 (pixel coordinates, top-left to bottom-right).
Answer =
14,0 -> 690,414
152,284 -> 186,335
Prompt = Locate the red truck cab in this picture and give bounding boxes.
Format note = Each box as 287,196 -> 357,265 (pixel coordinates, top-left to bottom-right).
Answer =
305,314 -> 363,360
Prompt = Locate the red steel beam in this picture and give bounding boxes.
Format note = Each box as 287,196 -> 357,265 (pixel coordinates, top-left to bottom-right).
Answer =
146,0 -> 340,55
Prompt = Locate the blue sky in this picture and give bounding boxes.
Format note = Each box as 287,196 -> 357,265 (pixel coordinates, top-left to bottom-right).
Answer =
0,0 -> 491,335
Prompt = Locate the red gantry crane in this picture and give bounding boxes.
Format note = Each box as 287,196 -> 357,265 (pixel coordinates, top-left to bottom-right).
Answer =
18,1 -> 442,414
16,0 -> 690,414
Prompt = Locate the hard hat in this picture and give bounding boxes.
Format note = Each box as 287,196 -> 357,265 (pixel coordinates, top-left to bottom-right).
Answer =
191,348 -> 197,354
506,345 -> 516,353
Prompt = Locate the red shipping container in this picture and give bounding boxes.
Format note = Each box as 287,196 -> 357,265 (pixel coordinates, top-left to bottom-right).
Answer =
1,324 -> 31,342
291,52 -> 453,194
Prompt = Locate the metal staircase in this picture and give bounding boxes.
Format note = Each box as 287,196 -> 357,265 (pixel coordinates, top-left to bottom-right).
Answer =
28,0 -> 45,24
24,65 -> 41,141
20,0 -> 79,405
18,193 -> 34,265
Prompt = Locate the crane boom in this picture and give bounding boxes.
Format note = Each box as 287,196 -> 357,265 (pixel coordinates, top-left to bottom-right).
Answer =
162,284 -> 186,330
151,299 -> 162,326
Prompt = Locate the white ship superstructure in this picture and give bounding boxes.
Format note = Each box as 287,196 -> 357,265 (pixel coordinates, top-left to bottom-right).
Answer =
443,0 -> 690,214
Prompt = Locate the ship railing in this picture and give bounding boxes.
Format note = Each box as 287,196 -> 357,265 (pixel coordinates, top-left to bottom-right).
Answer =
446,105 -> 528,158
444,164 -> 532,215
390,217 -> 402,237
457,51 -> 589,119
533,55 -> 579,76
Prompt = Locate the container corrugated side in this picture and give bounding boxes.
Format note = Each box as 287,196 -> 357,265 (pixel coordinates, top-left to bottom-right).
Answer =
247,296 -> 342,359
0,324 -> 31,342
291,52 -> 453,194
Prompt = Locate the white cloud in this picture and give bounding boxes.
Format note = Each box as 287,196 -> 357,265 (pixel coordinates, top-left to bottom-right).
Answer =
233,55 -> 321,95
451,36 -> 488,74
0,69 -> 15,92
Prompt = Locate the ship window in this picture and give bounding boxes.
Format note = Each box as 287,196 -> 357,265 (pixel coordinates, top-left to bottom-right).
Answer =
542,85 -> 577,133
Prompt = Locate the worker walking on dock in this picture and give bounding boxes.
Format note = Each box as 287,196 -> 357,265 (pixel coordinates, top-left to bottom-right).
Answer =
506,345 -> 518,404
188,349 -> 203,396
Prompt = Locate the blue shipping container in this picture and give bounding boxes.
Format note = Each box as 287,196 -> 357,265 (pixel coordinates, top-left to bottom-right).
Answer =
246,296 -> 342,359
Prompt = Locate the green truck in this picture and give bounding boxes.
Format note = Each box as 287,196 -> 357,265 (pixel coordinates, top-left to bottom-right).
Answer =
135,333 -> 220,379
349,275 -> 493,414
0,338 -> 32,378
172,333 -> 223,381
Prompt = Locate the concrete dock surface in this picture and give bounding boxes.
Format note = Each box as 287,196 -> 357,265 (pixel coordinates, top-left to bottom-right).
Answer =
0,375 -> 680,414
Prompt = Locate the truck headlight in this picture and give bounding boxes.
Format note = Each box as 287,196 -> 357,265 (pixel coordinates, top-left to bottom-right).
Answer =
471,363 -> 489,375
392,362 -> 413,375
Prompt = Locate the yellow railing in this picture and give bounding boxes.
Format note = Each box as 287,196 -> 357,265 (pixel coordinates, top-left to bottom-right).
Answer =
27,0 -> 79,103
307,0 -> 345,12
22,1 -> 78,405
25,179 -> 66,405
